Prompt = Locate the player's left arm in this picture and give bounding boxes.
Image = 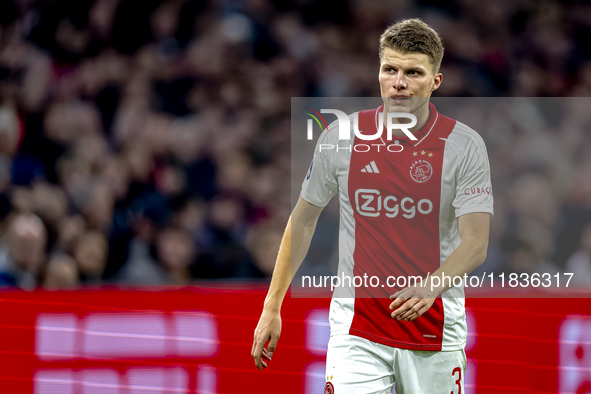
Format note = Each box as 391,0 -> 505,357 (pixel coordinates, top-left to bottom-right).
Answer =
389,212 -> 490,321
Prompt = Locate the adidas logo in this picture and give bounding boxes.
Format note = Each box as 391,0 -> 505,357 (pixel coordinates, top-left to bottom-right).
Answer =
361,161 -> 380,173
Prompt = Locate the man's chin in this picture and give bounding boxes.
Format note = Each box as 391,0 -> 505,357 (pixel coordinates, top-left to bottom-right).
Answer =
385,103 -> 412,114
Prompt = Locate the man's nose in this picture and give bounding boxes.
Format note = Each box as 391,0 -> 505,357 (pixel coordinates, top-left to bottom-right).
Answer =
393,72 -> 407,90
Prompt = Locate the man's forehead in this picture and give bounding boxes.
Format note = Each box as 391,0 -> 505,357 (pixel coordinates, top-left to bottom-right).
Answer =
380,48 -> 431,69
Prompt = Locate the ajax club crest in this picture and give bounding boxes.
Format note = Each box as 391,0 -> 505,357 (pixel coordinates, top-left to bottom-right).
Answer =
324,381 -> 335,394
409,159 -> 433,183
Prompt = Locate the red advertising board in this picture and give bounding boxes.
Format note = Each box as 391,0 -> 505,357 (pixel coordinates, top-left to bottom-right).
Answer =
0,286 -> 589,393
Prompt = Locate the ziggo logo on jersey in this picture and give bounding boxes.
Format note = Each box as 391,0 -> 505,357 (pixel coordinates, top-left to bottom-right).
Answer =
354,189 -> 433,218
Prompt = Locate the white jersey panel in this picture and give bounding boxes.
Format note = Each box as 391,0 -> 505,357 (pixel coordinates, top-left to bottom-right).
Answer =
300,116 -> 359,336
439,121 -> 494,351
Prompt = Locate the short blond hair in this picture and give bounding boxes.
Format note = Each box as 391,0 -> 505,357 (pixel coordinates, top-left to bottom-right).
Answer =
379,18 -> 444,72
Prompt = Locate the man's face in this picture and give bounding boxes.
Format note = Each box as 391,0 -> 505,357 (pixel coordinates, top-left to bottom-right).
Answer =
379,47 -> 442,114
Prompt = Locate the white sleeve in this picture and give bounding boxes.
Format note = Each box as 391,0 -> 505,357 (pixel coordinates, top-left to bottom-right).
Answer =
453,135 -> 494,217
300,128 -> 338,207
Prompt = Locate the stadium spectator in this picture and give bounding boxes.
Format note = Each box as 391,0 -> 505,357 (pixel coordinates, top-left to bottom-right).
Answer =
73,230 -> 108,284
565,222 -> 591,286
156,227 -> 195,285
43,252 -> 79,290
0,213 -> 47,288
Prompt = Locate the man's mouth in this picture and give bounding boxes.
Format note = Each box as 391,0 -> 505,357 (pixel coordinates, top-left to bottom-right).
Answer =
390,95 -> 409,102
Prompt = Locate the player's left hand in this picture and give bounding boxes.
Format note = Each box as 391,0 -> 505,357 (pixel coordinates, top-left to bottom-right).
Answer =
389,285 -> 438,322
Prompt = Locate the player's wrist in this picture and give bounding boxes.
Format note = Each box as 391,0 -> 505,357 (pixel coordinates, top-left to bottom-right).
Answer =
262,299 -> 282,314
263,306 -> 281,314
427,276 -> 446,297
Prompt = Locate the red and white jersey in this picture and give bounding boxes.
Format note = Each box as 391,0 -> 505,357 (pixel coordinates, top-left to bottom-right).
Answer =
301,103 -> 493,351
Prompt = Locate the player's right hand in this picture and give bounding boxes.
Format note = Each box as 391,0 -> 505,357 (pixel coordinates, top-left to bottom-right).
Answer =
251,308 -> 282,371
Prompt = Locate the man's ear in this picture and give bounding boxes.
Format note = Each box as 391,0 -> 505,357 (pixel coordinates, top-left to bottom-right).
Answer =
431,73 -> 443,92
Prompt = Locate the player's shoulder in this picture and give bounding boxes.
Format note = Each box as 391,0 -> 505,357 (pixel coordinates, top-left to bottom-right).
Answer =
443,119 -> 487,154
319,110 -> 365,143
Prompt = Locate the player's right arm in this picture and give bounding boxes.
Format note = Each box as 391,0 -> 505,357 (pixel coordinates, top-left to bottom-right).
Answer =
252,121 -> 339,370
251,196 -> 324,371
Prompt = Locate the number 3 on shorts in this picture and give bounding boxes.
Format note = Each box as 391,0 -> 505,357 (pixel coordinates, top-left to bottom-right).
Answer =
451,367 -> 462,394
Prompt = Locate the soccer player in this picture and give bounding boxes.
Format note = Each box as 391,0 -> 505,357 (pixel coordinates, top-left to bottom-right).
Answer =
251,18 -> 493,393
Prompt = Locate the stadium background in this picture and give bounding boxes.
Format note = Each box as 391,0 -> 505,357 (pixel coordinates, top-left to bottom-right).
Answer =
0,0 -> 590,392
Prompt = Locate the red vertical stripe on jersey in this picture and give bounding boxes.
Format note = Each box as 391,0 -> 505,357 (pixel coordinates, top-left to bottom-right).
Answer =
348,105 -> 456,351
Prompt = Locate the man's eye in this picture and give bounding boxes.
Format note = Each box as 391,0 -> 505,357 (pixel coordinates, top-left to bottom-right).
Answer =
408,70 -> 417,75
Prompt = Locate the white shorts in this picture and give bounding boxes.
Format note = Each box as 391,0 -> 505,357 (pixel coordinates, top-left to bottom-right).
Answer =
324,334 -> 466,394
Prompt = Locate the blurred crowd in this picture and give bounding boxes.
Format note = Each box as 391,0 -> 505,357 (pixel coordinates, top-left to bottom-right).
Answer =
0,0 -> 590,289
439,98 -> 591,286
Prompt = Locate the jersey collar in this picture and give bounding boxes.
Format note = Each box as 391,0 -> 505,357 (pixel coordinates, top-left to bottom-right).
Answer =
374,102 -> 439,147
